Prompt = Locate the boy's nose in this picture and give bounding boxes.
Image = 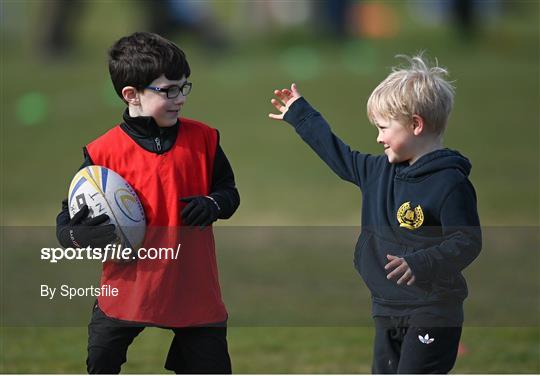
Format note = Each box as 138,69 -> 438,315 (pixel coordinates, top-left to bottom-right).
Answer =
173,95 -> 186,105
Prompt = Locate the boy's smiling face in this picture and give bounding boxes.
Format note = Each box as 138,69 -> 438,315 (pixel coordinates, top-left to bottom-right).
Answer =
373,114 -> 416,164
126,74 -> 188,127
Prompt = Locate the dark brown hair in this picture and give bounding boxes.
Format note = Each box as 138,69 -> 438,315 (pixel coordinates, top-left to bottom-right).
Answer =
108,32 -> 191,101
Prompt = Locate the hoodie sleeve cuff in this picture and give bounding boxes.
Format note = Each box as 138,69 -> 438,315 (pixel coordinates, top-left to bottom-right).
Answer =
283,97 -> 320,130
404,252 -> 433,282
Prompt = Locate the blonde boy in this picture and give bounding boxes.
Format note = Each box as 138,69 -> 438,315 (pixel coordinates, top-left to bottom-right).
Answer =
269,54 -> 481,373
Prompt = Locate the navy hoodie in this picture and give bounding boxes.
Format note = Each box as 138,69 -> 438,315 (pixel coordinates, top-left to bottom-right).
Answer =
284,97 -> 482,323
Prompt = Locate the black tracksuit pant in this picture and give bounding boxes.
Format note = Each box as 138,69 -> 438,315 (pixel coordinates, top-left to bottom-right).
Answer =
372,316 -> 462,374
86,303 -> 231,374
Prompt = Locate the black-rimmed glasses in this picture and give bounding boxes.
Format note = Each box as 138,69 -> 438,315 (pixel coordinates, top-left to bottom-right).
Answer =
146,82 -> 192,98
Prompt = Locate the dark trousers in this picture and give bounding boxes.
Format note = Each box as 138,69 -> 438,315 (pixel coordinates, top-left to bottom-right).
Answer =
87,304 -> 231,374
372,316 -> 462,374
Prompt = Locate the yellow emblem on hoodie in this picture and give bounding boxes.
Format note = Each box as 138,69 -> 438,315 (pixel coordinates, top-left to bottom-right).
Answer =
397,201 -> 424,230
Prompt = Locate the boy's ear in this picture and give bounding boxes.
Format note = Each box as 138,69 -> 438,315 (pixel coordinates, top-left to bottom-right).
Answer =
122,86 -> 140,105
411,114 -> 425,136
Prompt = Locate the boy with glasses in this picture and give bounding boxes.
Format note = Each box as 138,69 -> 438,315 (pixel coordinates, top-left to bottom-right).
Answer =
56,32 -> 239,373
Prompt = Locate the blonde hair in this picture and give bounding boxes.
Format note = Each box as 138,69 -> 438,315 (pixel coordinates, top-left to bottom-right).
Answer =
367,53 -> 455,135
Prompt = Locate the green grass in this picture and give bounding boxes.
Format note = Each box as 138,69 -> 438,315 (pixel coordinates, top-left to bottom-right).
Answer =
2,1 -> 538,226
1,327 -> 538,373
1,0 -> 539,373
1,227 -> 538,372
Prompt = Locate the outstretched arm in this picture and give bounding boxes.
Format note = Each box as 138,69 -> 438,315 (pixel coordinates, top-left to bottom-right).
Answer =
268,84 -> 385,189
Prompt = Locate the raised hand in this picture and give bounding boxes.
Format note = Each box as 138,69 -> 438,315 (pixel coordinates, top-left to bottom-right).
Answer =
268,83 -> 302,120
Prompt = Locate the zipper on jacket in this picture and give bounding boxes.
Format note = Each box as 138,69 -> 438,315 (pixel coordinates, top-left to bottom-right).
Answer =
154,137 -> 162,152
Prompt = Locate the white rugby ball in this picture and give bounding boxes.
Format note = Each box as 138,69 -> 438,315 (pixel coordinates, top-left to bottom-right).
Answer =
68,165 -> 146,249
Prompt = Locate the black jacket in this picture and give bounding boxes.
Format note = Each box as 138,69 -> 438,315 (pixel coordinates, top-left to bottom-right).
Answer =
284,97 -> 481,321
56,109 -> 240,230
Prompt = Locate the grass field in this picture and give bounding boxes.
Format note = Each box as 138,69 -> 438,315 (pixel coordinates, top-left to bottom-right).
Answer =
2,327 -> 538,373
1,0 -> 539,373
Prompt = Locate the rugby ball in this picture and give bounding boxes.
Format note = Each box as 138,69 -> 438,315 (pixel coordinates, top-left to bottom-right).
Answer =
68,165 -> 146,249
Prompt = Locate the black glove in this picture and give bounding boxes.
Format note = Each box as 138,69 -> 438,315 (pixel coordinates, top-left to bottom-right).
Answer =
57,205 -> 117,248
180,196 -> 220,226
